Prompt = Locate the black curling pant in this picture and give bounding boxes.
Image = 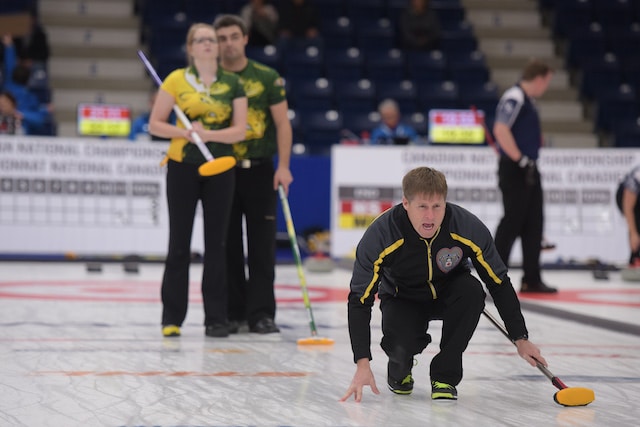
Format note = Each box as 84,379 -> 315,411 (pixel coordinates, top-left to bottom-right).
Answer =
380,273 -> 486,386
226,161 -> 277,326
494,157 -> 544,285
161,160 -> 235,327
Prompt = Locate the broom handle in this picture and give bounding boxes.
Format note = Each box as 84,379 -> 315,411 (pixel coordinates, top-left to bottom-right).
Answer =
482,308 -> 566,389
278,185 -> 319,337
137,50 -> 214,162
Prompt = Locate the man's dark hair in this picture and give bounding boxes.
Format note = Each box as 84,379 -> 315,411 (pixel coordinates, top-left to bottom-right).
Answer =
212,14 -> 248,35
521,59 -> 553,81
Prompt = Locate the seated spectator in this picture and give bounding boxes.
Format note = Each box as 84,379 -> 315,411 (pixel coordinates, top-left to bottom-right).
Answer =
129,90 -> 172,142
370,99 -> 419,145
2,34 -> 53,135
0,91 -> 20,134
240,0 -> 279,47
277,0 -> 320,41
399,0 -> 441,51
13,8 -> 50,67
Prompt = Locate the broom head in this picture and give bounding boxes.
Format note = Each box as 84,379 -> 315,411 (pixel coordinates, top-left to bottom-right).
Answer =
297,336 -> 335,346
198,156 -> 237,176
553,387 -> 595,407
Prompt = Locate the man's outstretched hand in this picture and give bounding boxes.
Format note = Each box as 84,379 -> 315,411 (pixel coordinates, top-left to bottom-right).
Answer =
339,358 -> 380,402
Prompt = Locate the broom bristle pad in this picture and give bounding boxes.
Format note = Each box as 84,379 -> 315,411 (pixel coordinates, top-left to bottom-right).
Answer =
297,337 -> 335,345
553,387 -> 595,407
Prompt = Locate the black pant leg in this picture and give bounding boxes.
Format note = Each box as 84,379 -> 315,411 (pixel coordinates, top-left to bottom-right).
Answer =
429,274 -> 486,386
380,297 -> 432,380
226,174 -> 248,322
238,163 -> 278,325
520,170 -> 543,284
200,167 -> 235,326
161,161 -> 200,326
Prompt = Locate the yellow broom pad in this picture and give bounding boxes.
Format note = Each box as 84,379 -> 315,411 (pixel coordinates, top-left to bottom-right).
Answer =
554,387 -> 595,407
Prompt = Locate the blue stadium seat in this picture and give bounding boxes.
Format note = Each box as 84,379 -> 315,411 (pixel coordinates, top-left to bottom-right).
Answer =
432,1 -> 466,30
246,45 -> 282,71
406,50 -> 448,84
594,84 -> 639,133
142,0 -> 185,28
418,80 -> 460,111
290,77 -> 335,113
288,109 -> 305,144
579,53 -> 622,100
448,50 -> 490,88
403,112 -> 428,136
324,47 -> 365,80
565,22 -> 606,69
342,111 -> 381,137
185,1 -> 223,25
303,110 -> 344,155
591,0 -> 633,31
282,44 -> 324,81
365,48 -> 406,82
320,16 -> 355,50
354,18 -> 396,54
376,80 -> 418,114
334,78 -> 377,113
459,81 -> 499,114
552,0 -> 593,38
613,117 -> 640,147
312,0 -> 347,21
607,24 -> 640,64
439,22 -> 477,55
346,0 -> 386,28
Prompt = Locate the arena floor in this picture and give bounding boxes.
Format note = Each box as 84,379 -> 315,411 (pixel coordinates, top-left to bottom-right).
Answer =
1,261 -> 639,427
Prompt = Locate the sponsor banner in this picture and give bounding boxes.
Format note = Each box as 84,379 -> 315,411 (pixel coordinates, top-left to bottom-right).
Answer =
331,145 -> 638,264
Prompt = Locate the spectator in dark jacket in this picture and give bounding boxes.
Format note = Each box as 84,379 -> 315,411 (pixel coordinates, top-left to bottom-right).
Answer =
399,0 -> 441,51
277,0 -> 320,41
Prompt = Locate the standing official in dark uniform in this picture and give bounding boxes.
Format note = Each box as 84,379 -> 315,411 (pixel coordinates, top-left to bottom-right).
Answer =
617,165 -> 640,266
493,59 -> 556,293
214,15 -> 293,334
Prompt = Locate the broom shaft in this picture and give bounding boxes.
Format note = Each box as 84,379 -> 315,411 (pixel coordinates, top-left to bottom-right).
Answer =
278,185 -> 319,336
482,309 -> 565,390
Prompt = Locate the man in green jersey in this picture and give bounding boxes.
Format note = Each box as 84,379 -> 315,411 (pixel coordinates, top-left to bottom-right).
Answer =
213,14 -> 294,334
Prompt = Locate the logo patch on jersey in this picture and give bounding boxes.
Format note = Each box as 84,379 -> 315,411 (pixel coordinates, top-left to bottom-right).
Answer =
243,80 -> 265,98
435,247 -> 463,273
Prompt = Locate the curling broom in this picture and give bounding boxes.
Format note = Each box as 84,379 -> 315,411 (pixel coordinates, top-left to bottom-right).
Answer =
483,309 -> 595,407
137,50 -> 236,176
278,185 -> 334,346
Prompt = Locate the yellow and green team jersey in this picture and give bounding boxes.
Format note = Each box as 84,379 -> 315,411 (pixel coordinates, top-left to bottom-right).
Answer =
161,65 -> 246,164
233,59 -> 287,160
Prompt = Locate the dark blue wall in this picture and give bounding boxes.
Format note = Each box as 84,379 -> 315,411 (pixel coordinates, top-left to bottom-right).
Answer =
276,155 -> 331,235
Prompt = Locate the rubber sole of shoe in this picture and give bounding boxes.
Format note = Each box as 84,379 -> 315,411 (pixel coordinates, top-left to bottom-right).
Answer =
162,325 -> 180,337
431,392 -> 457,400
388,386 -> 413,395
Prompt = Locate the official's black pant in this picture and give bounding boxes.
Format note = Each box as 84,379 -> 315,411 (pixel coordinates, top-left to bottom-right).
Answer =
379,273 -> 486,386
226,161 -> 277,326
616,183 -> 640,263
161,160 -> 235,327
494,156 -> 544,285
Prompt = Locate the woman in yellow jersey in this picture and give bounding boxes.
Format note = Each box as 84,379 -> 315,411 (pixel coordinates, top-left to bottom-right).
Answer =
149,23 -> 248,339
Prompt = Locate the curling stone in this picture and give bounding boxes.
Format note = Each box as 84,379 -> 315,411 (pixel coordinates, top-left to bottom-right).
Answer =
304,254 -> 335,273
621,267 -> 640,282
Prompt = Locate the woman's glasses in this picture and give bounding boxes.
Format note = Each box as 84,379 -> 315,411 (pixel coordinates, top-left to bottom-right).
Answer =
192,37 -> 217,44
